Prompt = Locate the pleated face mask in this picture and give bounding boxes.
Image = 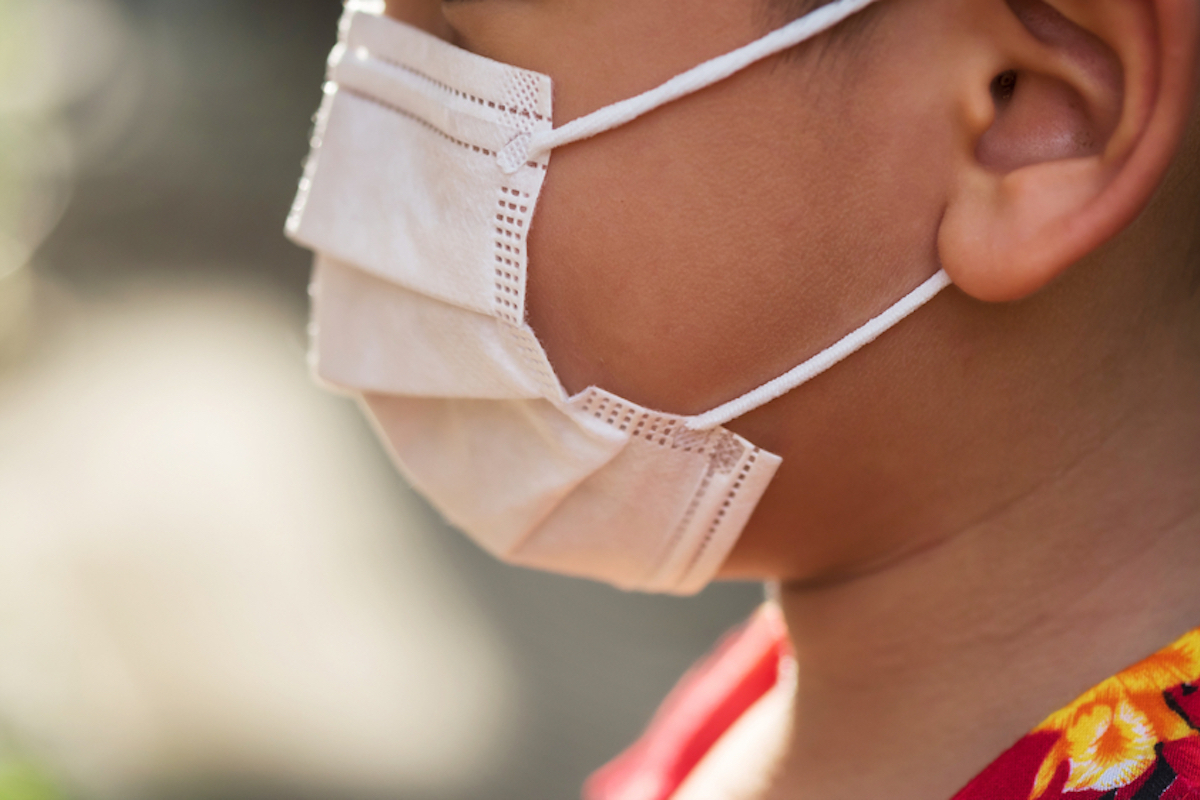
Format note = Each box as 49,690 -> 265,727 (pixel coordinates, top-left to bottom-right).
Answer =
286,0 -> 951,594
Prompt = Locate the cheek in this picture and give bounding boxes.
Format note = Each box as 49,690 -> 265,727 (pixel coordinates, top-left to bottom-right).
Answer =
525,105 -> 783,412
525,60 -> 953,418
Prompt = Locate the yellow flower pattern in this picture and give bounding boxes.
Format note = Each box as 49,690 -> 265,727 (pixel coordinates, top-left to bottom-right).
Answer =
1029,630 -> 1200,799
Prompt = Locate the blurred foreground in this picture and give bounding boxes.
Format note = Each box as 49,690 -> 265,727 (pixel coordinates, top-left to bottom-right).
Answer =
0,1 -> 763,798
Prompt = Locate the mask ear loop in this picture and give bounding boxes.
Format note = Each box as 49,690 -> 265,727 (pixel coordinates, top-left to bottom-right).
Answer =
685,270 -> 953,431
530,0 -> 882,156
494,0 -> 943,432
498,0 -> 884,173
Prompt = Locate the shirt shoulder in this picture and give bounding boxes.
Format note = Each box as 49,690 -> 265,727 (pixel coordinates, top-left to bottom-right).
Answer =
586,617 -> 1200,800
953,628 -> 1200,800
584,604 -> 791,800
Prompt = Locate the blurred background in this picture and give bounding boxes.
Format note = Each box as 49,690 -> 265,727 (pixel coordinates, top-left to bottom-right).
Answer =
0,1 -> 763,798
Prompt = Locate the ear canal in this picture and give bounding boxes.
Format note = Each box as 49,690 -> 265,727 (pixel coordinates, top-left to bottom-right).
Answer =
975,66 -> 1109,172
976,0 -> 1123,173
991,70 -> 1018,104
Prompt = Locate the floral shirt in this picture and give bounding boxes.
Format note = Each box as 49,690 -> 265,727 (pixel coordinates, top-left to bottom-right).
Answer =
955,628 -> 1200,800
586,608 -> 1200,800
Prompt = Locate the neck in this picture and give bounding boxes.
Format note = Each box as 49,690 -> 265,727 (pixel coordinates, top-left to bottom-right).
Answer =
765,372 -> 1200,800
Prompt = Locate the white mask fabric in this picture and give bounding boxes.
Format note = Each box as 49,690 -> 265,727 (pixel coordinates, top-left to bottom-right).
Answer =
287,0 -> 951,594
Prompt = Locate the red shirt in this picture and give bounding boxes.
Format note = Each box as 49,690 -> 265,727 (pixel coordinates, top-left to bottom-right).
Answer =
585,607 -> 1200,800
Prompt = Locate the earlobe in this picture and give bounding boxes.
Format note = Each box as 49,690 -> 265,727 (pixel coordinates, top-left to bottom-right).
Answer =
938,0 -> 1200,303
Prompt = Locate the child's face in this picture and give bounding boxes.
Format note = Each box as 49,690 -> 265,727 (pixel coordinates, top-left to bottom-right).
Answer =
432,0 -> 964,414
384,0 -> 1193,586
372,0 -> 1200,587
382,0 -> 983,580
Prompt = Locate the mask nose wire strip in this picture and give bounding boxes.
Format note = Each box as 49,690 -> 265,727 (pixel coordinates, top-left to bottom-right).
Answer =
684,269 -> 953,431
522,0 -> 882,162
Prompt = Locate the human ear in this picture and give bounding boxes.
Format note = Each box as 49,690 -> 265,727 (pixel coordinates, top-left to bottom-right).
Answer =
938,0 -> 1200,302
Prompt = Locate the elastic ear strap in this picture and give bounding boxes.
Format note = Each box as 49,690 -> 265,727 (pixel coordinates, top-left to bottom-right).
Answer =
685,270 -> 953,431
525,0 -> 882,160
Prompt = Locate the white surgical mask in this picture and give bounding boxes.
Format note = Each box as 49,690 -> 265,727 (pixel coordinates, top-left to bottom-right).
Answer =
287,0 -> 951,594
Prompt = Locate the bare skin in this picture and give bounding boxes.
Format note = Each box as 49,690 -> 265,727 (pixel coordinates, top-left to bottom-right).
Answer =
383,1 -> 1200,798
